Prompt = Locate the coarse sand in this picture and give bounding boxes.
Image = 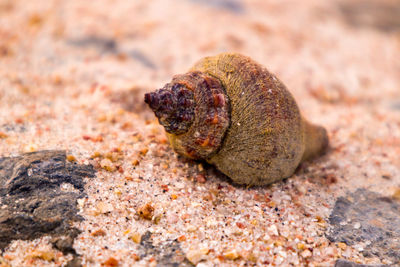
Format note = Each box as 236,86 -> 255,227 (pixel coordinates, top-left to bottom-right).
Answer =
0,0 -> 399,266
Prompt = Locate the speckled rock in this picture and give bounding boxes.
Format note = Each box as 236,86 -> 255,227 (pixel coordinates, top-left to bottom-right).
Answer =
0,150 -> 95,260
327,189 -> 400,264
335,259 -> 389,267
139,231 -> 192,267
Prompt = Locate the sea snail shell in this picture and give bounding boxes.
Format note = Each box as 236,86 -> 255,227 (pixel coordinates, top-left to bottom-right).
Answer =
145,53 -> 328,185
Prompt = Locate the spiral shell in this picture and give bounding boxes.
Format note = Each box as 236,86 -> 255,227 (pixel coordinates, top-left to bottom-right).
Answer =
145,53 -> 328,185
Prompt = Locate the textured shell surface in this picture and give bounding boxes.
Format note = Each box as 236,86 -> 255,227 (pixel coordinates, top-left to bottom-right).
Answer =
163,71 -> 230,160
145,53 -> 328,186
190,53 -> 305,185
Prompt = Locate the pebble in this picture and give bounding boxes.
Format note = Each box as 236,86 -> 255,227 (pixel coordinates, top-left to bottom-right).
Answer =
186,249 -> 206,264
96,201 -> 114,214
129,232 -> 142,244
137,202 -> 154,220
300,249 -> 312,258
224,249 -> 240,260
267,224 -> 279,236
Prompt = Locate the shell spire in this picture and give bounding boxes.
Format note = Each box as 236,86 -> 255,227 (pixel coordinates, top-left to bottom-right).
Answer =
145,71 -> 230,160
144,83 -> 195,135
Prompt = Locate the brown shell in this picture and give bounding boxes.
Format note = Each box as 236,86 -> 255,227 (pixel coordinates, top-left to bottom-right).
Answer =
191,53 -> 305,185
145,53 -> 328,185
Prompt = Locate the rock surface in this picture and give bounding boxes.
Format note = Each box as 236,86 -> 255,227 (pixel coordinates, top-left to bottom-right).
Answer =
327,189 -> 400,265
139,231 -> 191,267
335,259 -> 388,267
0,150 -> 95,250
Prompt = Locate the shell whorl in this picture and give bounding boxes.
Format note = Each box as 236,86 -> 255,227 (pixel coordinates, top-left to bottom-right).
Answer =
144,82 -> 195,134
145,53 -> 329,186
145,71 -> 230,160
191,53 -> 306,185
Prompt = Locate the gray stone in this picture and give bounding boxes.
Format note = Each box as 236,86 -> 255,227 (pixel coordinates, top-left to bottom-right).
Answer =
189,0 -> 244,14
0,150 -> 95,266
67,37 -> 156,69
139,231 -> 192,267
335,259 -> 389,267
391,101 -> 400,110
327,189 -> 400,264
338,0 -> 400,33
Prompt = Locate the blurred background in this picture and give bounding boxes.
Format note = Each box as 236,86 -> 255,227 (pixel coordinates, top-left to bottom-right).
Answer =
1,0 -> 399,97
0,0 -> 399,159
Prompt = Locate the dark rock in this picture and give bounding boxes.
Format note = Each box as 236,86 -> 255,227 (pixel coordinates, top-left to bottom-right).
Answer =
0,123 -> 26,133
391,101 -> 400,110
51,236 -> 78,255
128,50 -> 157,69
139,231 -> 192,267
0,150 -> 95,251
67,36 -> 156,69
65,256 -> 83,267
67,36 -> 117,54
334,259 -> 389,267
327,189 -> 400,264
189,0 -> 244,14
338,0 -> 400,33
52,236 -> 83,267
